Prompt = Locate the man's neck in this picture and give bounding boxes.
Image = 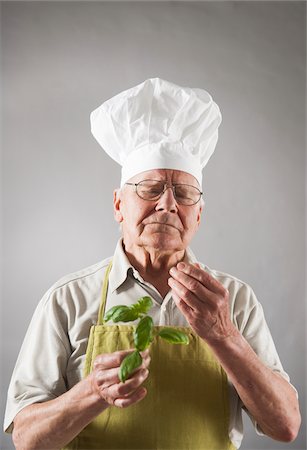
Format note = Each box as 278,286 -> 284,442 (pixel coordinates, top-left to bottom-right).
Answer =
122,240 -> 185,296
124,242 -> 184,272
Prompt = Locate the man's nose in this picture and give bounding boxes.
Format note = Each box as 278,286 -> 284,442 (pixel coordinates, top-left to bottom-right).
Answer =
155,186 -> 178,213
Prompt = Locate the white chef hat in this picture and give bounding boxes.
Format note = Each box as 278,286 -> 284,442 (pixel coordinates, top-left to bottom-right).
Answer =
90,77 -> 222,187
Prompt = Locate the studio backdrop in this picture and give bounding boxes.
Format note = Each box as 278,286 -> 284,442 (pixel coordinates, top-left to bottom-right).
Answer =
1,2 -> 306,449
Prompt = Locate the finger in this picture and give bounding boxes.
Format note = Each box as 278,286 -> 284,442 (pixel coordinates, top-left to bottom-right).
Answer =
138,353 -> 151,370
108,368 -> 149,398
126,356 -> 151,377
94,353 -> 151,387
94,366 -> 122,387
169,267 -> 215,305
94,348 -> 150,369
114,386 -> 148,408
140,349 -> 151,358
169,275 -> 227,313
176,262 -> 227,296
94,363 -> 145,385
102,368 -> 149,406
94,349 -> 135,369
168,276 -> 206,311
172,291 -> 194,317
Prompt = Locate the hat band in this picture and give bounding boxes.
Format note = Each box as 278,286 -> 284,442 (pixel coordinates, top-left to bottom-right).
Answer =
120,143 -> 202,187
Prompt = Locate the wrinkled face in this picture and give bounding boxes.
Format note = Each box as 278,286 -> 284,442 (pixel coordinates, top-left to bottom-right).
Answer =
113,169 -> 203,252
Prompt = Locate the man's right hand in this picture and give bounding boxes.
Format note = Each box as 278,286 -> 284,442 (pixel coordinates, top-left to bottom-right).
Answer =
89,349 -> 151,408
12,349 -> 151,449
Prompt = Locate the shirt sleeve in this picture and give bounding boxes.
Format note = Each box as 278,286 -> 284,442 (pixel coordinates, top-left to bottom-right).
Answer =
231,282 -> 297,435
3,287 -> 71,433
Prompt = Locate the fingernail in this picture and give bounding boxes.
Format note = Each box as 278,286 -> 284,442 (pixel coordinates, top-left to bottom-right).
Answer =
177,262 -> 186,270
169,267 -> 176,275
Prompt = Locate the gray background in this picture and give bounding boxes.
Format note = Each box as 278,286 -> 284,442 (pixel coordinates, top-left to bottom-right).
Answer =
1,1 -> 306,449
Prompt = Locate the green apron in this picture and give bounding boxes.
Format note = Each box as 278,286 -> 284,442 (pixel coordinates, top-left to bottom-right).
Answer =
64,261 -> 236,450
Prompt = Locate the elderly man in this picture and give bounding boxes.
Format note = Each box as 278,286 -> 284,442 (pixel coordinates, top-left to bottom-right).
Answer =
4,78 -> 300,449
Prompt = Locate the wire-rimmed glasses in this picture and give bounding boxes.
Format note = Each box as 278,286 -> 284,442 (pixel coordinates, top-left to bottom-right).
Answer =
125,179 -> 203,206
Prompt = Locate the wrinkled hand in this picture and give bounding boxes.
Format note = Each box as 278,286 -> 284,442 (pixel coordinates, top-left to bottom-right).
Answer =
168,262 -> 236,344
90,349 -> 150,408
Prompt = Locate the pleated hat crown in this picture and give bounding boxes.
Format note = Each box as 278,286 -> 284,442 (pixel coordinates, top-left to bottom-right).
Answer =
90,78 -> 222,186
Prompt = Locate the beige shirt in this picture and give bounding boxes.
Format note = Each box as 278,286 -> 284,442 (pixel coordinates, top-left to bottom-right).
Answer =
4,238 -> 292,448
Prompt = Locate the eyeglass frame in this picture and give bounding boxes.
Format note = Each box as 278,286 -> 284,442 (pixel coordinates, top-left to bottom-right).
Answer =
125,179 -> 203,206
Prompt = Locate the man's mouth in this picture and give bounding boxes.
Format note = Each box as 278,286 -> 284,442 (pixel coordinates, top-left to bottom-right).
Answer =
147,222 -> 179,230
143,214 -> 183,232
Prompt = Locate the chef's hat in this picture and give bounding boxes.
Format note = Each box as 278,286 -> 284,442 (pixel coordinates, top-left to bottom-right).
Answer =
90,77 -> 222,187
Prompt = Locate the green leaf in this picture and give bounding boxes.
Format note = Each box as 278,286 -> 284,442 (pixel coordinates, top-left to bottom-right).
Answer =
104,305 -> 139,323
134,316 -> 154,351
104,305 -> 122,322
119,350 -> 142,383
158,328 -> 190,345
130,296 -> 153,316
104,297 -> 153,323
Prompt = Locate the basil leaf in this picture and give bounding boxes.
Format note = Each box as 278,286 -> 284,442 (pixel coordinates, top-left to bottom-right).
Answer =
134,316 -> 154,351
158,328 -> 189,345
130,296 -> 153,316
104,305 -> 122,322
119,350 -> 142,383
104,305 -> 139,323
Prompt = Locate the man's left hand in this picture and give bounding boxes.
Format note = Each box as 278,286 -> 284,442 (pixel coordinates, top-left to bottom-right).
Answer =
168,262 -> 237,344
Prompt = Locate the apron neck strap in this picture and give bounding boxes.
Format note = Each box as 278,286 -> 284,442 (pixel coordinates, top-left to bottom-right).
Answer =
97,260 -> 113,325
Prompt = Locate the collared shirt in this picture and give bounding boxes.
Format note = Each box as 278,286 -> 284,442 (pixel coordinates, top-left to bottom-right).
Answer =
4,239 -> 292,448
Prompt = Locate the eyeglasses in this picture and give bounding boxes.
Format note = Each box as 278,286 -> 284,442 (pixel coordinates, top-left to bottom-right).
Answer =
125,179 -> 203,206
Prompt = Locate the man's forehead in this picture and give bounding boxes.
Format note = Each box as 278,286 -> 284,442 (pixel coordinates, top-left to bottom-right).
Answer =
128,169 -> 199,186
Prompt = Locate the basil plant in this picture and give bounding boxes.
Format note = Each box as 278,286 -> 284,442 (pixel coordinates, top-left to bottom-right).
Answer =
104,296 -> 189,382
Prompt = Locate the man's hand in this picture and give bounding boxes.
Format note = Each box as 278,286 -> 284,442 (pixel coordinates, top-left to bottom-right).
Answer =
168,261 -> 301,442
168,262 -> 236,343
90,349 -> 151,408
12,349 -> 151,450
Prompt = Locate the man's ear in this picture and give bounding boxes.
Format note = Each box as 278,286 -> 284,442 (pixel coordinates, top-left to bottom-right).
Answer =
113,189 -> 123,223
197,202 -> 203,226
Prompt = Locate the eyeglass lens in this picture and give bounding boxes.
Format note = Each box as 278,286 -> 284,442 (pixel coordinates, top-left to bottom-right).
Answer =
136,180 -> 201,205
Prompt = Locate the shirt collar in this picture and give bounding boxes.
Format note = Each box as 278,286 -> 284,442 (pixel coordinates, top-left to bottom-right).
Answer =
108,237 -> 199,293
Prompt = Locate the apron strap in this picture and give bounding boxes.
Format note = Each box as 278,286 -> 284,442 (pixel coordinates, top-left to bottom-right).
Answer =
97,260 -> 113,325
